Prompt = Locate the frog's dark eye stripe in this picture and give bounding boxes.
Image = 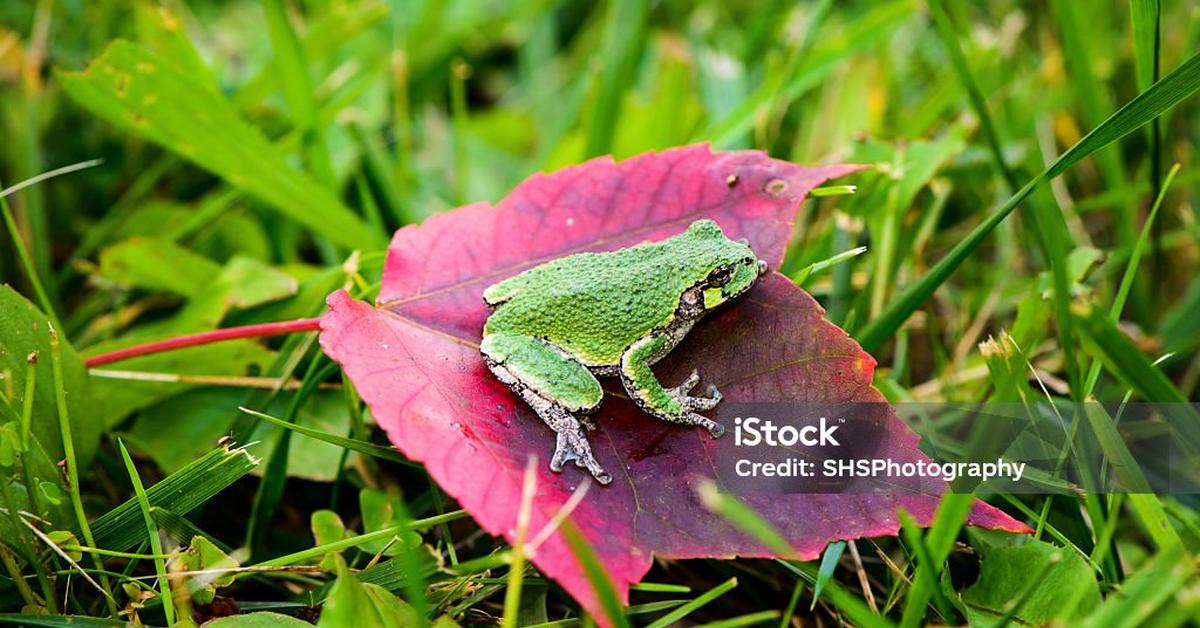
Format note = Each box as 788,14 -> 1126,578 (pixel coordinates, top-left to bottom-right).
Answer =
708,265 -> 733,285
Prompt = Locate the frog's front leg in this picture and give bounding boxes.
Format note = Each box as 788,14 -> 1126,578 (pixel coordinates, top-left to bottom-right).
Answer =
619,333 -> 725,437
480,333 -> 612,484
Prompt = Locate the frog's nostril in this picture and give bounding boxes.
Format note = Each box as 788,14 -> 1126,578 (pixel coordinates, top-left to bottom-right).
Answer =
757,260 -> 768,276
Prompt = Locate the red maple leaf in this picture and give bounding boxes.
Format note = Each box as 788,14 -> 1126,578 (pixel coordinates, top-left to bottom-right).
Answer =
319,144 -> 1029,616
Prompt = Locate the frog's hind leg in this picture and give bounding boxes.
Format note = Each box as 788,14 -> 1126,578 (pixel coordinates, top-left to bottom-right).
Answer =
480,333 -> 612,485
619,334 -> 725,437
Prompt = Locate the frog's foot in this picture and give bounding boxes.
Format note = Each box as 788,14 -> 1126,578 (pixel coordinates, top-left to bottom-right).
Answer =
548,418 -> 612,485
666,370 -> 723,413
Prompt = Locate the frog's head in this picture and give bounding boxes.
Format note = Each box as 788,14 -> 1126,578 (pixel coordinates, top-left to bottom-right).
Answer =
682,220 -> 768,310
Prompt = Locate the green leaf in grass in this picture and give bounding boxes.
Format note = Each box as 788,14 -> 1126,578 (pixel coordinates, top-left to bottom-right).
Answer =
961,533 -> 1100,625
318,554 -> 424,628
857,49 -> 1200,353
0,286 -> 98,466
177,535 -> 238,605
96,237 -> 221,298
206,612 -> 315,628
360,488 -> 424,557
55,40 -> 378,249
312,510 -> 348,548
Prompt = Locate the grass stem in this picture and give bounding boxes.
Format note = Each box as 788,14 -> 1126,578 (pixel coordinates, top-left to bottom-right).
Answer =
50,326 -> 118,616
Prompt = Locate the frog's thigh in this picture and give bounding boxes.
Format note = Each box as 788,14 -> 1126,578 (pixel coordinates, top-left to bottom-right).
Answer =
480,333 -> 602,413
619,334 -> 725,437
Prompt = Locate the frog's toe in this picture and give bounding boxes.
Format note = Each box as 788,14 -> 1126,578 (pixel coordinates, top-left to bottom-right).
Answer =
668,372 -> 725,412
681,412 -> 724,438
667,370 -> 701,397
549,439 -> 568,473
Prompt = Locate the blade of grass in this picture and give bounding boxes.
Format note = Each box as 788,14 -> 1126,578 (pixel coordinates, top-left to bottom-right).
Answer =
584,0 -> 646,158
778,579 -> 803,628
0,159 -> 104,202
0,180 -> 60,331
810,541 -> 844,610
809,184 -> 858,197
17,358 -> 45,528
56,41 -> 379,249
696,482 -> 888,627
246,357 -> 337,555
927,0 -> 1018,189
776,560 -> 892,628
1083,163 -> 1181,394
256,510 -> 465,567
1080,543 -> 1192,628
50,327 -> 117,615
857,49 -> 1200,354
89,445 -> 259,550
791,246 -> 867,285
697,610 -> 781,628
116,439 -> 175,626
1131,0 -> 1165,288
0,615 -> 127,627
695,480 -> 790,554
898,493 -> 973,628
897,511 -> 953,627
263,0 -> 334,187
237,406 -> 415,466
1077,402 -> 1152,493
501,456 -> 538,628
0,546 -> 37,609
1072,303 -> 1195,406
559,520 -> 630,628
644,577 -> 737,628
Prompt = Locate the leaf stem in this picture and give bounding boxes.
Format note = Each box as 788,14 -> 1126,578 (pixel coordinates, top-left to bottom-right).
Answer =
83,317 -> 322,368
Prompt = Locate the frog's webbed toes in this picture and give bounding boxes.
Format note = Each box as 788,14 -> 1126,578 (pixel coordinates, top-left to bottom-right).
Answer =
548,420 -> 612,485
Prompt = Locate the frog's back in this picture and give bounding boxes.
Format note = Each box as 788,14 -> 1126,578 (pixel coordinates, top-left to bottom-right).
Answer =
483,243 -> 688,366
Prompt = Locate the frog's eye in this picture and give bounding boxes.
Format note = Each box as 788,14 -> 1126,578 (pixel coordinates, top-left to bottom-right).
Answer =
707,265 -> 733,286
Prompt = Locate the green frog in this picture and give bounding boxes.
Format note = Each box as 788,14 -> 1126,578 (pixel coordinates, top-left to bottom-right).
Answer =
481,219 -> 766,484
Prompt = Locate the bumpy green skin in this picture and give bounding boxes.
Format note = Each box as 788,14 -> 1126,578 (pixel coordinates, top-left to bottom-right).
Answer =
480,219 -> 763,483
479,332 -> 603,412
483,220 -> 757,365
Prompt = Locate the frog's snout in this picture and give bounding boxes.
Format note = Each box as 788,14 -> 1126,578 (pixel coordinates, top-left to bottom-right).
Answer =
756,260 -> 768,276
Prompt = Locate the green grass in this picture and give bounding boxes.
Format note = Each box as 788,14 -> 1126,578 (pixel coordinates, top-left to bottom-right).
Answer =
1,0 -> 1199,625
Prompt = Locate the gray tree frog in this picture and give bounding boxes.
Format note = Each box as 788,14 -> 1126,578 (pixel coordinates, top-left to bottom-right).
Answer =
480,219 -> 766,484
